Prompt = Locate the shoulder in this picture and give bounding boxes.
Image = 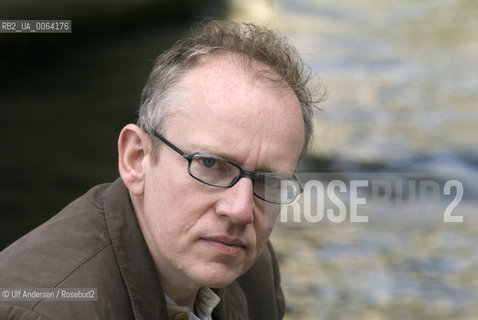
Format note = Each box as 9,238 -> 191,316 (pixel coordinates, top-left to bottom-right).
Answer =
0,304 -> 53,320
0,182 -> 113,287
0,181 -> 131,319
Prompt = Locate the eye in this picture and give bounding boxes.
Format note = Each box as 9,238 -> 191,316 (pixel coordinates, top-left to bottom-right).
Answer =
199,158 -> 219,169
258,175 -> 282,188
264,178 -> 280,188
264,177 -> 281,187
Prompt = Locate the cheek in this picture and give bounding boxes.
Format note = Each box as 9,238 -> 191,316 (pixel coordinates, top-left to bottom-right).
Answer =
252,205 -> 274,257
143,173 -> 216,240
255,224 -> 273,252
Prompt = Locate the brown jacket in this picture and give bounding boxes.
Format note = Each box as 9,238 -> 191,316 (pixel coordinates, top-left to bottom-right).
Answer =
0,179 -> 285,319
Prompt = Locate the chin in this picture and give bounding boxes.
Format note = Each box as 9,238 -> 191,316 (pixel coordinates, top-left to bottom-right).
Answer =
194,263 -> 247,289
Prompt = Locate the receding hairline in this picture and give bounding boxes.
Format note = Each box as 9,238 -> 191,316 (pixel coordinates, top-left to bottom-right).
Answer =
166,51 -> 300,115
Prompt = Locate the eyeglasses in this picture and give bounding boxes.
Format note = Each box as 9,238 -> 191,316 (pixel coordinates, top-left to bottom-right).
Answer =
150,130 -> 303,204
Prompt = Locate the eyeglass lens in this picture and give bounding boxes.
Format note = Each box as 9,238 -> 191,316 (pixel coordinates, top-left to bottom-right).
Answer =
189,155 -> 298,204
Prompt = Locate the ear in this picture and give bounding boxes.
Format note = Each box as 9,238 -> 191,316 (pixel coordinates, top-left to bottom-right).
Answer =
118,124 -> 151,196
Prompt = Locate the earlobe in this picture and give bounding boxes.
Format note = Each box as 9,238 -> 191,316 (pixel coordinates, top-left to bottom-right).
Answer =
118,124 -> 150,196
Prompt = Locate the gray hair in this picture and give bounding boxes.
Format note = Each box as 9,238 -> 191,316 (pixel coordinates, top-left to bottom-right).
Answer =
137,20 -> 323,162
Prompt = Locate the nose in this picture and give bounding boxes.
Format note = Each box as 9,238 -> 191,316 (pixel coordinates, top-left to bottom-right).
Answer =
215,177 -> 254,225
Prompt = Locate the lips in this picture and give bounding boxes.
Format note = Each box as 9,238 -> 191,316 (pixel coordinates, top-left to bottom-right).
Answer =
201,236 -> 246,256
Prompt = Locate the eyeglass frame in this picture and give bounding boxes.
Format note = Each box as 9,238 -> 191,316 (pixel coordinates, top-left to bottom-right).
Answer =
148,130 -> 304,204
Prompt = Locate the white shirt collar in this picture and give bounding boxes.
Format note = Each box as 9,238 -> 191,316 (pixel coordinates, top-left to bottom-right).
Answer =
165,287 -> 221,320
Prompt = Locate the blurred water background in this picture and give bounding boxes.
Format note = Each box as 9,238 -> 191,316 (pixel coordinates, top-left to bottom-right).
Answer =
1,0 -> 478,319
228,0 -> 478,319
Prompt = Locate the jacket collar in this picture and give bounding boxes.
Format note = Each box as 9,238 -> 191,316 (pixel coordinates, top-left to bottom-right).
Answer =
212,283 -> 248,320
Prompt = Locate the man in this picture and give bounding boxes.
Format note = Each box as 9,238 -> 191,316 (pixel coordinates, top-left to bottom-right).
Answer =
0,20 -> 317,319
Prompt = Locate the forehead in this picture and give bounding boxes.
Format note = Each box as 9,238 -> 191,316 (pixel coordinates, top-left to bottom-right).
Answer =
163,54 -> 305,172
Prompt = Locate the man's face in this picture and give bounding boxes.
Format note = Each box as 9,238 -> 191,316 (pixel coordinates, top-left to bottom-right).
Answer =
138,55 -> 305,290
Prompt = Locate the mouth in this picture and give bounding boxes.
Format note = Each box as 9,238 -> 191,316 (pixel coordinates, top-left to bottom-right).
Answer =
201,236 -> 246,257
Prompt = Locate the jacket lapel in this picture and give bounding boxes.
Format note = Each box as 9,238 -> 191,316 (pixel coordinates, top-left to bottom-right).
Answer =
103,178 -> 169,319
212,282 -> 248,320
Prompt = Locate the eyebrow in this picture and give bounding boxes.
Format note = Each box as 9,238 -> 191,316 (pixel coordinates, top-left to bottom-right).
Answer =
152,131 -> 283,174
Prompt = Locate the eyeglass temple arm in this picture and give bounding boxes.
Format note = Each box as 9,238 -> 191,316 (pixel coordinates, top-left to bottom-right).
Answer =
151,130 -> 188,158
294,173 -> 304,193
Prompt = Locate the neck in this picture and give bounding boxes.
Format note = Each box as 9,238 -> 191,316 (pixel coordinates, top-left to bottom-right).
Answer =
157,258 -> 201,310
164,287 -> 198,312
